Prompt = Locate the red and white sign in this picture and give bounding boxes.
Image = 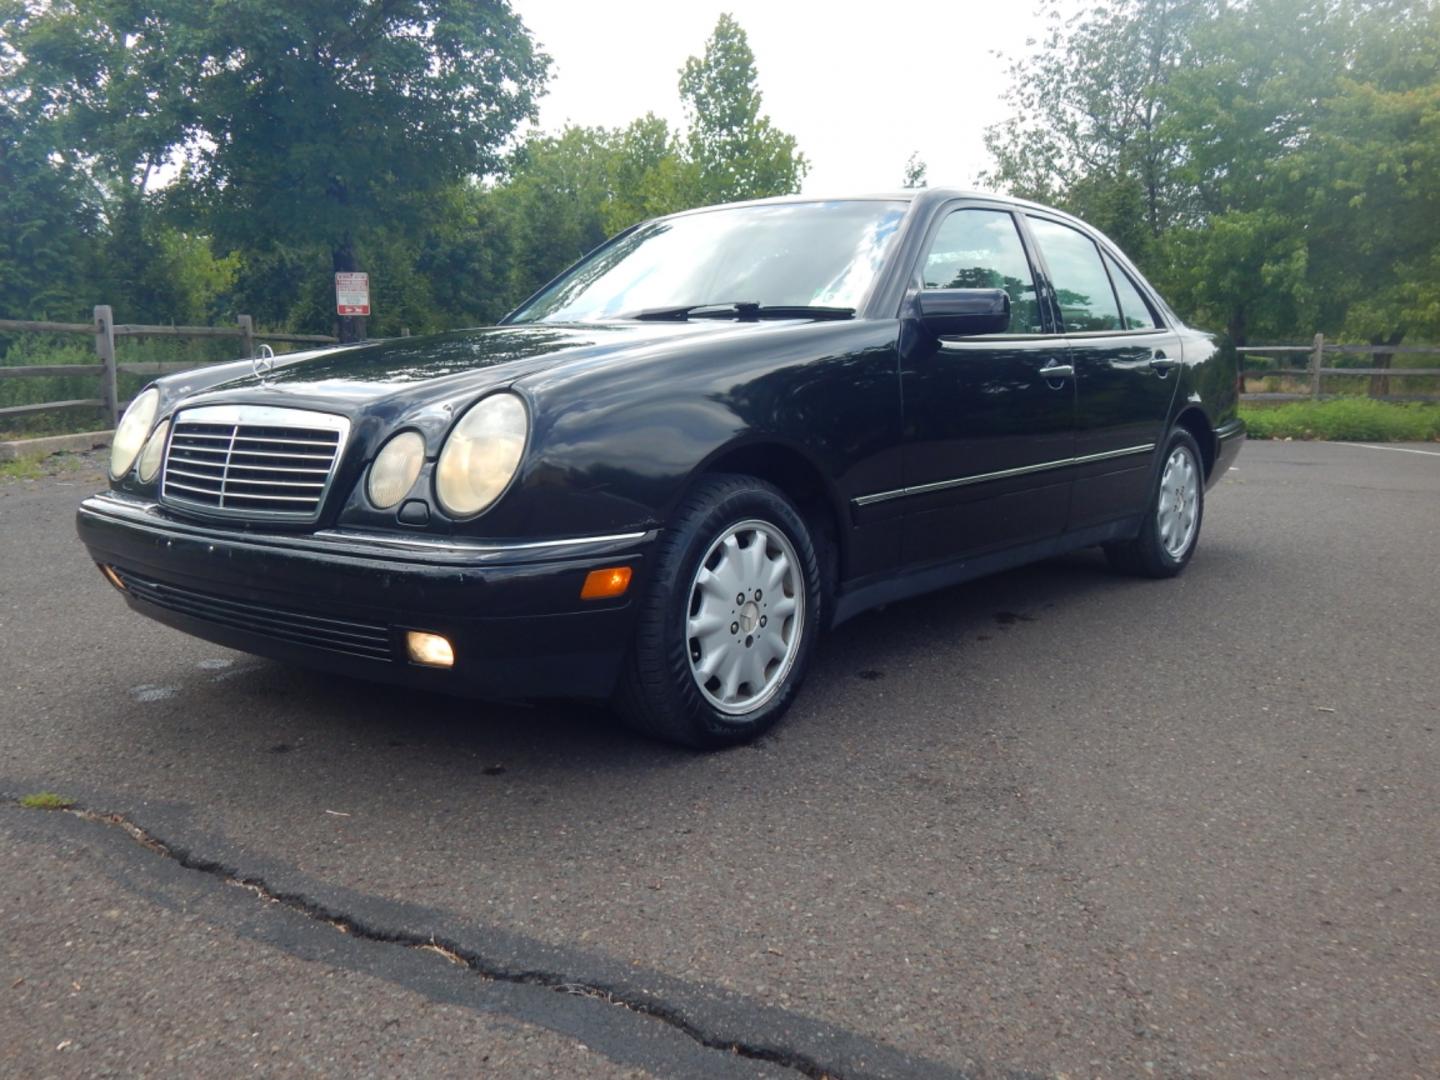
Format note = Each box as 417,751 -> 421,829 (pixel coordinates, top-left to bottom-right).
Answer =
335,272 -> 371,316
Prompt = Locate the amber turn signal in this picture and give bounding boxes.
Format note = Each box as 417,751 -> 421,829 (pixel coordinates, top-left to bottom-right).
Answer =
580,566 -> 632,600
406,630 -> 455,668
99,564 -> 126,592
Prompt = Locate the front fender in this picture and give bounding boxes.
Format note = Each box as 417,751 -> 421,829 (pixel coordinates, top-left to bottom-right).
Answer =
495,321 -> 904,539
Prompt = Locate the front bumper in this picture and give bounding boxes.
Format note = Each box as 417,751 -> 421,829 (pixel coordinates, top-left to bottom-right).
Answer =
76,493 -> 656,701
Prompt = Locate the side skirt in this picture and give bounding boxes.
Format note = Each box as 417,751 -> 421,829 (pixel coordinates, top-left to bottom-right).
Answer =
831,517 -> 1141,627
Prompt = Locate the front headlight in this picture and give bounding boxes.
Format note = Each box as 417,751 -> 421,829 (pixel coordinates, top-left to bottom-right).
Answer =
367,430 -> 426,509
435,393 -> 528,517
109,388 -> 160,479
136,418 -> 170,484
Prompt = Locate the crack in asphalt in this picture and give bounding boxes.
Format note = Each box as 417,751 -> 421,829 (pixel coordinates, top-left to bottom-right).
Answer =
6,796 -> 859,1080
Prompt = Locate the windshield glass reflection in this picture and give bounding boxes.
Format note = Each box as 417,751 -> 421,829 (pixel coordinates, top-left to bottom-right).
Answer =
508,201 -> 908,323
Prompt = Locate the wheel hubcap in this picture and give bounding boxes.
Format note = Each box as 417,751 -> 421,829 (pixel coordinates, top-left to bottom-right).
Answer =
1157,446 -> 1200,558
686,519 -> 805,716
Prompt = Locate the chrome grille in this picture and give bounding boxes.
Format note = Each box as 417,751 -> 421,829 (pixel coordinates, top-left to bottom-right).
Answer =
161,404 -> 349,522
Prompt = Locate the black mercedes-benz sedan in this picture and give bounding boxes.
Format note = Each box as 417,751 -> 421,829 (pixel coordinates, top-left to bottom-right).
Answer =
78,189 -> 1244,747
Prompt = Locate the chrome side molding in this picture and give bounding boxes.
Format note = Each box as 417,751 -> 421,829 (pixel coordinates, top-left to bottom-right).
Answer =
853,443 -> 1156,508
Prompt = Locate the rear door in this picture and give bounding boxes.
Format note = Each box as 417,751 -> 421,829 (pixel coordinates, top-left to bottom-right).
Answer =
1023,215 -> 1182,530
896,204 -> 1075,567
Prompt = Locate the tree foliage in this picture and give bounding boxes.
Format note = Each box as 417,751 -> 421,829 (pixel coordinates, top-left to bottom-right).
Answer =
678,13 -> 807,205
902,152 -> 928,189
7,0 -> 549,261
0,7 -> 805,339
982,0 -> 1440,348
0,107 -> 97,324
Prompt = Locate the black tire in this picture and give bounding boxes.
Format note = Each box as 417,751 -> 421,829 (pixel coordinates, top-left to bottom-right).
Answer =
1104,427 -> 1205,579
614,474 -> 824,749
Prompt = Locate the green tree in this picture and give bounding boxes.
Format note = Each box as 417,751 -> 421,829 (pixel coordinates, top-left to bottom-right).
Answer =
678,14 -> 807,204
902,152 -> 928,189
981,0 -> 1200,258
472,16 -> 810,316
983,0 -> 1440,354
95,190 -> 239,325
488,126 -> 620,305
1162,0 -> 1440,351
0,14 -> 100,330
600,114 -> 692,233
5,0 -> 549,339
0,110 -> 98,328
413,182 -> 517,327
481,117 -> 699,308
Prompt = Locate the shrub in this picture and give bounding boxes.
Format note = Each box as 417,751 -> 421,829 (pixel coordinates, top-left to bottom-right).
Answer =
1240,399 -> 1440,441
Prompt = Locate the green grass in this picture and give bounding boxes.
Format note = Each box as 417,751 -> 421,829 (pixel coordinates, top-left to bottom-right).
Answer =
0,457 -> 47,480
19,792 -> 74,811
0,452 -> 96,481
1240,399 -> 1440,442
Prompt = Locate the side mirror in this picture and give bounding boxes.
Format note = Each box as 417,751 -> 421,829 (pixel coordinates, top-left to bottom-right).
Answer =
915,288 -> 1010,336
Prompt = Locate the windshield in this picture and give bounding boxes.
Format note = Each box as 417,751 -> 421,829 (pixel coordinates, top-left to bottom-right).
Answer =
507,200 -> 909,324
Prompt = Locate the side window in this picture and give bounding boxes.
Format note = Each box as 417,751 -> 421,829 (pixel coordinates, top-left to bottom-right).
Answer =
920,209 -> 1043,334
1027,217 -> 1123,333
1102,251 -> 1159,330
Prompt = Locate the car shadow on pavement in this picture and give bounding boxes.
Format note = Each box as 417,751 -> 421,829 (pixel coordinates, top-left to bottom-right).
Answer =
77,540 -> 1262,814
177,545 -> 1144,768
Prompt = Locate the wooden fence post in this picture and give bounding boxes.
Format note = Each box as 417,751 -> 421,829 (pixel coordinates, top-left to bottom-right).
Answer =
238,314 -> 255,358
94,305 -> 118,427
1310,332 -> 1325,400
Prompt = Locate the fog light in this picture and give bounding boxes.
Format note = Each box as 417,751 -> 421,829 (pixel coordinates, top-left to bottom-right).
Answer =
99,564 -> 126,592
406,631 -> 454,668
580,566 -> 632,600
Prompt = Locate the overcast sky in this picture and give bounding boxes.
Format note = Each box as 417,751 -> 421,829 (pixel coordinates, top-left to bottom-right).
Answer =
511,0 -> 1060,195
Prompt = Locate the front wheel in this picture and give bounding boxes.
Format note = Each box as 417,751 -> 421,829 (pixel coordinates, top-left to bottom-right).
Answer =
614,475 -> 823,749
1104,428 -> 1205,578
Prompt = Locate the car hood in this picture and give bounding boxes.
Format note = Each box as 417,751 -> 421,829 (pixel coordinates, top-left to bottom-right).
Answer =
162,321 -> 764,418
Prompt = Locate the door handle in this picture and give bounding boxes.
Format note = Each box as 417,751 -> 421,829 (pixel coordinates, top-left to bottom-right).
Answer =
1040,361 -> 1074,381
1150,351 -> 1179,373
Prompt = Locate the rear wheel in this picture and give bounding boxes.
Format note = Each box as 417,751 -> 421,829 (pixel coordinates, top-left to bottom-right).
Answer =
615,475 -> 822,749
1104,427 -> 1205,578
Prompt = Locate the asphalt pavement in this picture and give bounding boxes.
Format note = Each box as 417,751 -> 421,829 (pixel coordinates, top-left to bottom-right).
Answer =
2,439 -> 1437,1079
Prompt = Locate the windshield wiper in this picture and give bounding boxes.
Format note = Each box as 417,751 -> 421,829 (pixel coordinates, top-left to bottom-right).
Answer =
622,302 -> 855,322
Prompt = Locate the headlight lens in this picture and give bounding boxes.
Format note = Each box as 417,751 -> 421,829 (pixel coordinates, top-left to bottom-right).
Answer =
435,393 -> 528,517
109,388 -> 160,479
367,430 -> 426,509
136,418 -> 170,484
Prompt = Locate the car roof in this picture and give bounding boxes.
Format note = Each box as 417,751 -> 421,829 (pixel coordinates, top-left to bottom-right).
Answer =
656,186 -> 1063,221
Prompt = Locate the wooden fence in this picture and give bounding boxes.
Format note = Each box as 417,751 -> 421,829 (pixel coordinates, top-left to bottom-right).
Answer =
0,306 -> 338,427
1241,334 -> 1440,402
6,313 -> 1435,429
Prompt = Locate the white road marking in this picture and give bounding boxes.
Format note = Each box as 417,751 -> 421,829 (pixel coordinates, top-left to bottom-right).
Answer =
1358,444 -> 1440,457
197,657 -> 234,671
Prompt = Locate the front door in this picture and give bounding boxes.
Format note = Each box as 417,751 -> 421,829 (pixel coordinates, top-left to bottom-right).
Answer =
1023,215 -> 1183,530
898,205 -> 1076,567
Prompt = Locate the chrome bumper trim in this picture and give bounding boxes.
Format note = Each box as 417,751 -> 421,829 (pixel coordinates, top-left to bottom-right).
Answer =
79,494 -> 654,564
